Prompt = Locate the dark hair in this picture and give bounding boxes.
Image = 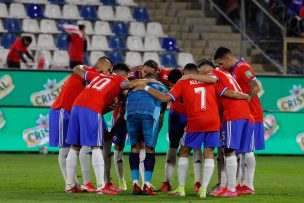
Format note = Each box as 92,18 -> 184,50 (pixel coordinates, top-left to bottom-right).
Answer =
168,69 -> 182,84
197,59 -> 217,69
112,63 -> 130,73
183,63 -> 198,72
143,60 -> 158,70
145,72 -> 156,79
22,36 -> 32,44
78,24 -> 85,30
213,47 -> 232,60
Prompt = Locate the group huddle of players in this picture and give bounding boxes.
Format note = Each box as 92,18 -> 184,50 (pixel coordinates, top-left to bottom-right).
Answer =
49,46 -> 264,198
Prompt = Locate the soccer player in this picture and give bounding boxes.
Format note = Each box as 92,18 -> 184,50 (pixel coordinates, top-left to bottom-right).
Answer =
49,56 -> 112,192
214,47 -> 264,193
126,72 -> 167,196
183,59 -> 252,197
159,69 -> 203,193
135,63 -> 250,198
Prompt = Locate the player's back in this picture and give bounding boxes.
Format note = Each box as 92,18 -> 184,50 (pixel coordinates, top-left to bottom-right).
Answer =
73,73 -> 125,114
170,79 -> 220,132
211,69 -> 250,121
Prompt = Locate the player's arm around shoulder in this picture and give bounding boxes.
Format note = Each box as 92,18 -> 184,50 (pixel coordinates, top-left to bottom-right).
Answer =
73,65 -> 86,78
179,74 -> 218,84
223,89 -> 250,102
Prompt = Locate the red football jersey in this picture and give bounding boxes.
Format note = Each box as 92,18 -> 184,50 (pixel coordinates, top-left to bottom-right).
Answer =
7,38 -> 27,62
68,33 -> 85,62
158,67 -> 171,89
168,79 -> 221,132
210,69 -> 250,122
230,59 -> 263,122
73,72 -> 126,114
51,66 -> 96,112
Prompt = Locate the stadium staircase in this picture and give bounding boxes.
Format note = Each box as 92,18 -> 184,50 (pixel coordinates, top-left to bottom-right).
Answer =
135,0 -> 279,74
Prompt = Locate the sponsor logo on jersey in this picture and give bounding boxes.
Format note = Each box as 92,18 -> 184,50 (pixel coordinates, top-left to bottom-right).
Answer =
263,114 -> 279,141
0,110 -> 6,129
23,114 -> 49,148
277,85 -> 304,112
0,74 -> 15,100
257,79 -> 264,98
245,70 -> 253,78
296,133 -> 304,151
31,77 -> 68,106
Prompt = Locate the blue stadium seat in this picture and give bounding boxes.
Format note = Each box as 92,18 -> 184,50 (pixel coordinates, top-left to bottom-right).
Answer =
83,54 -> 90,66
0,0 -> 13,2
109,36 -> 126,50
162,37 -> 180,52
107,51 -> 124,65
133,7 -> 149,22
80,5 -> 98,20
112,21 -> 128,37
1,33 -> 16,49
161,52 -> 177,68
48,0 -> 66,4
27,4 -> 44,19
101,0 -> 116,6
58,19 -> 76,31
5,19 -> 22,33
56,34 -> 68,50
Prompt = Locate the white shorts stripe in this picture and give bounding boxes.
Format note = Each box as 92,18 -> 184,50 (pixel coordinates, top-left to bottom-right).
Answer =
59,108 -> 64,147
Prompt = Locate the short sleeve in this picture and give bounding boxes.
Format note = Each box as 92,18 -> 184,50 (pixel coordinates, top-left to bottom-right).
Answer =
168,80 -> 183,101
85,71 -> 100,82
214,82 -> 228,96
238,64 -> 256,83
119,79 -> 129,89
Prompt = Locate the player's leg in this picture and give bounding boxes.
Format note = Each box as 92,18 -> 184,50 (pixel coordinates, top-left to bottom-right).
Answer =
139,141 -> 146,186
79,146 -> 95,192
193,148 -> 202,192
126,114 -> 142,195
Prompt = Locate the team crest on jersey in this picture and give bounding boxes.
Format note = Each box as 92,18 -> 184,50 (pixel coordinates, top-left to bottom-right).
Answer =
23,114 -> 49,148
257,79 -> 264,98
0,110 -> 6,129
31,77 -> 68,106
296,133 -> 304,151
263,114 -> 279,141
0,74 -> 15,100
277,85 -> 304,112
245,70 -> 253,78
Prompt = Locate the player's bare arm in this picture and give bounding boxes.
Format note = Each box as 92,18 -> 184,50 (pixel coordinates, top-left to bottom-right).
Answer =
72,65 -> 86,78
121,79 -> 160,90
248,79 -> 260,101
223,90 -> 250,102
144,86 -> 172,102
180,74 -> 218,84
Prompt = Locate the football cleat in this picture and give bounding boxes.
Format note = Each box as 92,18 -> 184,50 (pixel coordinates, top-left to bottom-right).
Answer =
105,183 -> 124,192
65,184 -> 84,193
96,186 -> 119,195
210,187 -> 226,196
208,183 -> 221,194
81,182 -> 96,192
197,187 -> 207,198
143,184 -> 157,196
119,180 -> 127,191
194,181 -> 201,193
168,186 -> 185,197
237,185 -> 255,195
213,188 -> 237,197
159,181 -> 172,192
132,183 -> 143,195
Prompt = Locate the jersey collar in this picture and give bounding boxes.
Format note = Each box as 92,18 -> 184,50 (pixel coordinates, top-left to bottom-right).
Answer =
230,58 -> 246,73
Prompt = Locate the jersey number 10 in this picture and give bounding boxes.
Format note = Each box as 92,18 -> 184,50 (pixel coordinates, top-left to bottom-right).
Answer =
194,87 -> 206,110
89,77 -> 111,91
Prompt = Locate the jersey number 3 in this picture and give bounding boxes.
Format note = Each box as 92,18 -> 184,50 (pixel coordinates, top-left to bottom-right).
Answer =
194,87 -> 206,110
89,77 -> 111,90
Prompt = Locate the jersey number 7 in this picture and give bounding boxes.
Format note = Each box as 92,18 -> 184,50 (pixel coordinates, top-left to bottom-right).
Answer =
194,87 -> 206,110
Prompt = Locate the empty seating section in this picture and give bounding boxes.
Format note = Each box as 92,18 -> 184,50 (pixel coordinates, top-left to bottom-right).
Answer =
0,1 -> 194,69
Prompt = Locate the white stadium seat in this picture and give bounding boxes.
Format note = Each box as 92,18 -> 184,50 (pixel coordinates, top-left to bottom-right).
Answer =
0,49 -> 9,68
147,22 -> 167,37
22,33 -> 37,50
44,4 -> 62,19
77,20 -> 95,35
40,19 -> 59,34
115,6 -> 134,21
94,21 -> 114,36
125,51 -> 142,67
98,6 -> 115,21
0,21 -> 5,33
52,50 -> 69,68
144,36 -> 163,51
127,36 -> 145,51
90,35 -> 111,51
177,52 -> 195,67
0,3 -> 8,18
34,50 -> 52,68
9,3 -> 27,19
63,5 -> 81,20
37,34 -> 56,50
83,0 -> 100,5
90,51 -> 106,65
143,52 -> 160,66
129,22 -> 146,37
23,19 -> 40,33
117,0 -> 138,6
66,0 -> 83,4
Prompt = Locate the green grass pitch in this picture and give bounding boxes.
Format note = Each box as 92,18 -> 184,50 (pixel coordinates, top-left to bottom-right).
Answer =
0,154 -> 304,203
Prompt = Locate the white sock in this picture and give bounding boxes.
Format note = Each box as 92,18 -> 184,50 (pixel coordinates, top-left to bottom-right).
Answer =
245,152 -> 256,190
114,150 -> 125,182
178,157 -> 189,187
92,149 -> 105,188
193,148 -> 202,183
165,148 -> 177,184
139,149 -> 146,184
220,158 -> 227,188
79,146 -> 91,184
66,149 -> 79,187
202,159 -> 214,189
58,147 -> 69,184
225,155 -> 237,192
103,140 -> 112,184
241,154 -> 248,185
